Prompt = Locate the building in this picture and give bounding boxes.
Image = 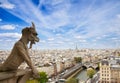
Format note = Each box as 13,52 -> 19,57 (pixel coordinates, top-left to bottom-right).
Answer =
99,56 -> 120,83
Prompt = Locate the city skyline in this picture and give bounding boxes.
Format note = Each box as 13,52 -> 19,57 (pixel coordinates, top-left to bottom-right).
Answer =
0,0 -> 120,50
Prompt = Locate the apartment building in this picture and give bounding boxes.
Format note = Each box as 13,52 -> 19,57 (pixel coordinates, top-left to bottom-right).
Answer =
99,56 -> 120,83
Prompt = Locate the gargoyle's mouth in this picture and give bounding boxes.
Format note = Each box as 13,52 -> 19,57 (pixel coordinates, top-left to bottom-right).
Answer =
29,38 -> 39,49
35,37 -> 39,42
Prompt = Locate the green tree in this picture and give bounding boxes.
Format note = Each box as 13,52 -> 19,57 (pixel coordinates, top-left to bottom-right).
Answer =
37,72 -> 48,83
118,53 -> 120,56
66,78 -> 78,83
87,68 -> 96,83
74,57 -> 82,63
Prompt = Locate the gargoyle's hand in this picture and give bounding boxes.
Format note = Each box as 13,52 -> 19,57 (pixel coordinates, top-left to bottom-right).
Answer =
32,68 -> 40,79
29,41 -> 35,49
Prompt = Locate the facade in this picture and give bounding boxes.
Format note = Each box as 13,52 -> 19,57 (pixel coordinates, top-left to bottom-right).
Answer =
99,56 -> 120,83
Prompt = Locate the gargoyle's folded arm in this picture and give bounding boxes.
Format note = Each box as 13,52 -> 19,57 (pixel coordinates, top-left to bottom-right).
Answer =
16,44 -> 35,70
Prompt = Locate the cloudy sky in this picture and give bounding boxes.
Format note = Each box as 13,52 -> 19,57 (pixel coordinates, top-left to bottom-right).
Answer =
0,0 -> 120,50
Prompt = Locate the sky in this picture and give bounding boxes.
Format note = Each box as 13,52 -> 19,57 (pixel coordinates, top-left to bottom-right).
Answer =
0,0 -> 120,50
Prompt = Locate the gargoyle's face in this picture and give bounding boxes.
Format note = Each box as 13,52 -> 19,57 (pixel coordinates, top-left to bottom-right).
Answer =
28,28 -> 39,43
22,22 -> 39,48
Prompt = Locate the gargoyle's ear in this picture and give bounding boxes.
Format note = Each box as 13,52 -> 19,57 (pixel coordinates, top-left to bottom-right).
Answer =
22,27 -> 30,34
31,22 -> 35,28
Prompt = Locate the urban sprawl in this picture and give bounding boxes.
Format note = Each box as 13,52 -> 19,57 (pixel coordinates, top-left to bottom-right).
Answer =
0,48 -> 120,83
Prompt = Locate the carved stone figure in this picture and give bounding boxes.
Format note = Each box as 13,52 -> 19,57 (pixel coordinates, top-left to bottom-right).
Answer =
0,22 -> 40,83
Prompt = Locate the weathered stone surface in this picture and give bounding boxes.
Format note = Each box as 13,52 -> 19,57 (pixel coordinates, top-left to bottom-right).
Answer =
0,69 -> 27,80
0,71 -> 15,80
0,77 -> 18,83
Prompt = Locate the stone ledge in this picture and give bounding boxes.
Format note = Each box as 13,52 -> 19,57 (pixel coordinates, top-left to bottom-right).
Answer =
0,69 -> 27,83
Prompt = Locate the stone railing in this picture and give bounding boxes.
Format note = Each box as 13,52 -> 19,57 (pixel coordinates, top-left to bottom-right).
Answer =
0,69 -> 26,83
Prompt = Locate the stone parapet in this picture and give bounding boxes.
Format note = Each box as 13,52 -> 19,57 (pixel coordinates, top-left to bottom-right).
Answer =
0,69 -> 27,83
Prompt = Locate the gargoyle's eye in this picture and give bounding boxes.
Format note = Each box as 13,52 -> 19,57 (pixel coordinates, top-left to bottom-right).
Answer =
33,33 -> 38,36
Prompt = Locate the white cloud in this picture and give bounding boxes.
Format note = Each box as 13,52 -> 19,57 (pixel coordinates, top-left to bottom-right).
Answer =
40,40 -> 46,43
6,39 -> 12,41
96,37 -> 102,40
56,34 -> 62,39
0,39 -> 3,41
51,0 -> 64,5
57,41 -> 64,44
74,35 -> 82,39
0,33 -> 21,39
48,38 -> 54,41
92,39 -> 97,42
56,33 -> 61,36
0,18 -> 2,21
0,0 -> 15,9
69,42 -> 74,45
110,37 -> 118,40
0,24 -> 16,30
79,39 -> 87,43
117,14 -> 120,18
48,42 -> 54,44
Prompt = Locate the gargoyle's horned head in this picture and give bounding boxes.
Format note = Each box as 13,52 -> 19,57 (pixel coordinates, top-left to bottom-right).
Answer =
22,22 -> 39,48
30,22 -> 39,42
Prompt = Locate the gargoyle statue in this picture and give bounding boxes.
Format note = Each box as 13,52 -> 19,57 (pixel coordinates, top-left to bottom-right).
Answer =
0,22 -> 40,83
